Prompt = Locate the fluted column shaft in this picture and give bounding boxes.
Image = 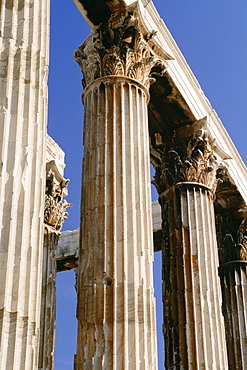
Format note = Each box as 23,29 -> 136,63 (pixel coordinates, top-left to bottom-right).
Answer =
216,212 -> 247,369
38,229 -> 58,370
76,76 -> 157,369
160,183 -> 228,369
219,262 -> 247,369
38,162 -> 71,370
151,118 -> 228,368
0,1 -> 49,369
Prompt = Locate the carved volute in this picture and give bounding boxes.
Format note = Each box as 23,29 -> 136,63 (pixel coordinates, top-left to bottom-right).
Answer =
151,117 -> 219,194
74,5 -> 170,89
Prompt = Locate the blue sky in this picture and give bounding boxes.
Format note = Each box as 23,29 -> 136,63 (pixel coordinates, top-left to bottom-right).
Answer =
48,1 -> 247,368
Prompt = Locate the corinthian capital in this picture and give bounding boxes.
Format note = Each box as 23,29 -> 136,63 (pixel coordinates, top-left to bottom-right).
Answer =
44,161 -> 72,233
151,117 -> 219,193
237,218 -> 247,261
74,5 -> 170,89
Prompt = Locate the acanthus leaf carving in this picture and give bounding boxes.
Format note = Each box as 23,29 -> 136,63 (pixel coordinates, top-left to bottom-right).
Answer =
237,218 -> 247,261
74,8 -> 169,89
44,169 -> 72,232
216,212 -> 247,264
151,118 -> 219,193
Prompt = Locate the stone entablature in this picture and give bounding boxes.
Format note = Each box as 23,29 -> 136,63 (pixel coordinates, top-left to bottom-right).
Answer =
56,228 -> 79,272
46,135 -> 66,176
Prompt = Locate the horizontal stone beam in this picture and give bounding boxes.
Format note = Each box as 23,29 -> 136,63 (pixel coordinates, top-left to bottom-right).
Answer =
72,0 -> 138,27
56,200 -> 162,272
56,228 -> 79,272
72,0 -> 111,26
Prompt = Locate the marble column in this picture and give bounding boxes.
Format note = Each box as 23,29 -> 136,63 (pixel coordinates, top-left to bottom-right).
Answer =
74,6 -> 168,369
151,118 -> 228,369
0,1 -> 49,369
38,229 -> 58,370
216,207 -> 247,370
38,162 -> 71,370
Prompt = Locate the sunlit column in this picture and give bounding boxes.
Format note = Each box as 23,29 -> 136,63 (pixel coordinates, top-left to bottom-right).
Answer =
38,159 -> 71,370
38,229 -> 58,370
0,1 -> 49,368
74,5 -> 168,369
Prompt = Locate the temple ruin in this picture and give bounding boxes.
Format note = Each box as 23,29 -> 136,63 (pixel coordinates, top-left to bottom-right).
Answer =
0,0 -> 246,369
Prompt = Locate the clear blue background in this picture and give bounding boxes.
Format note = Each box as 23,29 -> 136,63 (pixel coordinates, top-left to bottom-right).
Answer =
48,1 -> 247,368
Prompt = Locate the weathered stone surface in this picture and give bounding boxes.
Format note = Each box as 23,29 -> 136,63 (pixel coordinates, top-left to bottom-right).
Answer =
74,4 -> 170,90
152,118 -> 228,369
75,76 -> 158,369
215,188 -> 247,369
38,145 -> 71,370
152,200 -> 162,232
152,201 -> 162,252
74,0 -> 247,207
74,7 -> 162,367
39,230 -> 58,370
1,0 -> 247,369
56,228 -> 79,272
219,262 -> 247,370
151,118 -> 219,193
0,1 -> 50,368
45,161 -> 71,232
55,201 -> 162,267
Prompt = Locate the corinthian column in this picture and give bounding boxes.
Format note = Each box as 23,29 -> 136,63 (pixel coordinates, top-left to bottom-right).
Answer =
0,1 -> 49,369
38,160 -> 71,370
74,6 -> 168,369
151,118 -> 228,369
215,200 -> 247,369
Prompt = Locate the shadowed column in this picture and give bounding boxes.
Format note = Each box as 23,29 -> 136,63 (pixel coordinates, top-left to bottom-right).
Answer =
151,118 -> 228,369
215,200 -> 247,370
38,159 -> 71,370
